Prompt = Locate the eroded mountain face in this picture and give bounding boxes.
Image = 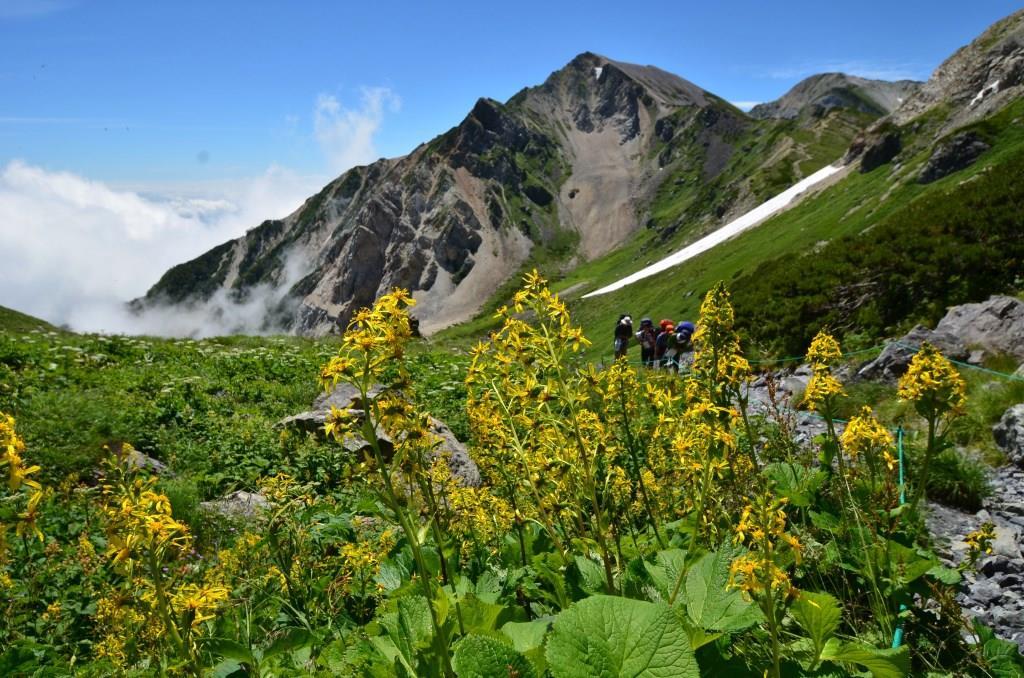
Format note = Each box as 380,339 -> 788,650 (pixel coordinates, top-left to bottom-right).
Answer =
139,52 -> 911,336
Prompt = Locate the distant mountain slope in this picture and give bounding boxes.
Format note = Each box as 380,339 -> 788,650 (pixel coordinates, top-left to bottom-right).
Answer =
0,305 -> 58,334
750,73 -> 919,120
141,53 -> 901,337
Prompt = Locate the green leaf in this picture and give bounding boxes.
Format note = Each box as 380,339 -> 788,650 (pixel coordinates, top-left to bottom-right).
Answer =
545,595 -> 699,678
202,638 -> 255,665
503,619 -> 552,676
790,592 -> 841,664
644,549 -> 687,602
570,555 -> 608,595
763,462 -> 825,508
926,564 -> 961,586
502,620 -> 550,653
820,638 -> 910,678
685,548 -> 762,632
453,634 -> 535,678
210,659 -> 244,678
263,628 -> 315,659
458,594 -> 507,634
982,637 -> 1024,678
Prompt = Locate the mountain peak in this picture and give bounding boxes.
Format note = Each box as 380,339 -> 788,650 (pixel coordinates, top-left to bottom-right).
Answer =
750,73 -> 921,120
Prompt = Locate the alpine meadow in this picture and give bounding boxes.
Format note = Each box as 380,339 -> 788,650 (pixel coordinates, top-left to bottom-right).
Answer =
3,4 -> 1024,677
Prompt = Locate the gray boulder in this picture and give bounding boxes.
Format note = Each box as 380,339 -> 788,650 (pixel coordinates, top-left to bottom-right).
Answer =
918,132 -> 991,184
994,404 -> 1024,468
123,446 -> 171,476
280,382 -> 481,487
200,490 -> 270,521
856,324 -> 968,382
935,296 -> 1024,361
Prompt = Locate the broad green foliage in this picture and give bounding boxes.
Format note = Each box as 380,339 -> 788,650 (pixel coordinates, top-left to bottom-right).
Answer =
791,592 -> 842,664
452,634 -> 536,678
684,548 -> 761,632
545,596 -> 700,678
819,639 -> 910,678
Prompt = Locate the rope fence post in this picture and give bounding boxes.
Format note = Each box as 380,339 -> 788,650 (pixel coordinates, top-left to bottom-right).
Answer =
892,425 -> 907,649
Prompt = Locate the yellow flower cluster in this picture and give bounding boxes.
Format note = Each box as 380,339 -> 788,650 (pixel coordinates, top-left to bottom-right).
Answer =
0,412 -> 44,550
840,406 -> 893,462
321,288 -> 417,392
170,582 -> 229,629
897,342 -> 966,418
802,330 -> 845,413
730,493 -> 801,599
806,331 -> 842,371
100,450 -> 229,667
691,282 -> 751,401
102,459 -> 191,571
964,521 -> 996,567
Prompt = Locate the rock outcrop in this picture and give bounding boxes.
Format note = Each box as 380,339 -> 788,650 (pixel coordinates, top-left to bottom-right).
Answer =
934,296 -> 1024,361
918,131 -> 991,183
200,491 -> 270,521
994,404 -> 1024,468
856,324 -> 968,382
891,9 -> 1024,131
280,383 -> 481,487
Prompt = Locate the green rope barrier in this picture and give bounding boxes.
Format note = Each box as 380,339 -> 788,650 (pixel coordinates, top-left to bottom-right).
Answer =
893,341 -> 1024,382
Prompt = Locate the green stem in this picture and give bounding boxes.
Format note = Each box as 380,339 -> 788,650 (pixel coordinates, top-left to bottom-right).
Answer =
146,549 -> 192,673
911,414 -> 938,513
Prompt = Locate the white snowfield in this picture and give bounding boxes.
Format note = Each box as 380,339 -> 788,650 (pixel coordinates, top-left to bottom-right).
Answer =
581,162 -> 843,298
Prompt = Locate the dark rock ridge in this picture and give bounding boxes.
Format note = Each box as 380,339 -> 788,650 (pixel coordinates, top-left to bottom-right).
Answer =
918,132 -> 991,183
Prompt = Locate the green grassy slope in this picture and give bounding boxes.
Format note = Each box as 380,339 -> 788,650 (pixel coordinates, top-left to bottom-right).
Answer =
434,109 -> 873,348
560,98 -> 1024,362
0,305 -> 58,334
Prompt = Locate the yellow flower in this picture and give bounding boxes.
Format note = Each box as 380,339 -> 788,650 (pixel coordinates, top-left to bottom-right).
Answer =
840,406 -> 893,462
898,342 -> 966,418
806,330 -> 842,373
171,583 -> 229,628
802,373 -> 845,412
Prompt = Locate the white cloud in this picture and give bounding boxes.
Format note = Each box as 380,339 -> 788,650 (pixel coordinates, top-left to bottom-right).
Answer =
730,101 -> 762,111
0,160 -> 320,335
314,87 -> 400,172
1,86 -> 399,337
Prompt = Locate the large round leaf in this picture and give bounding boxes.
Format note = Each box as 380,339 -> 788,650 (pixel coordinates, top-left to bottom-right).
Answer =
546,595 -> 699,678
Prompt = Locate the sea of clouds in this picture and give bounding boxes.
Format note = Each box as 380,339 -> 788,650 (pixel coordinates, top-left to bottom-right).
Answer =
0,87 -> 398,337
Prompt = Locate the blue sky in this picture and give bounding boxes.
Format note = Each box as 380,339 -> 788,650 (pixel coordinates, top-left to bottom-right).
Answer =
2,0 -> 1021,183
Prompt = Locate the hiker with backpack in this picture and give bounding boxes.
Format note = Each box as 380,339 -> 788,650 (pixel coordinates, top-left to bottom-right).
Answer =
635,318 -> 657,367
673,321 -> 696,371
613,314 -> 633,360
654,319 -> 673,368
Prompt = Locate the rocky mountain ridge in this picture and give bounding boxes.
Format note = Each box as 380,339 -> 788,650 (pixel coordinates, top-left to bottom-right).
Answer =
139,51 -> 907,337
750,73 -> 919,120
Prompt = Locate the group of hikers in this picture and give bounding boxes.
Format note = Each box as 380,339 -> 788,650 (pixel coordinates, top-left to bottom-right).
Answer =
613,314 -> 696,370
